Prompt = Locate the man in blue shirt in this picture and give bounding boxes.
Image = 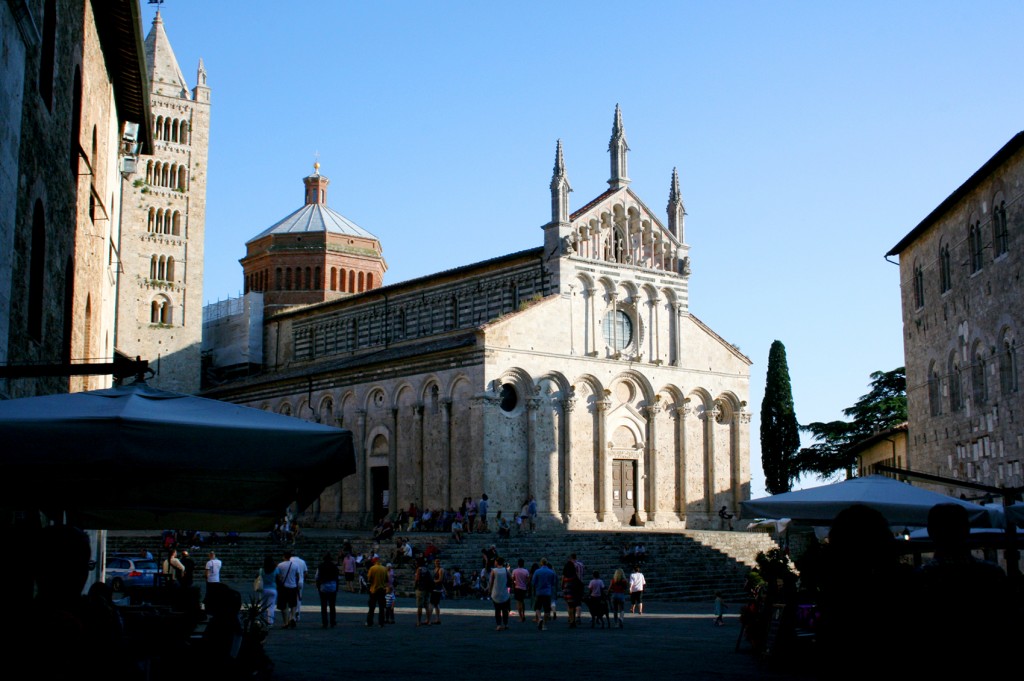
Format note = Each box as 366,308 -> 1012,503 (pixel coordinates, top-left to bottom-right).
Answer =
532,558 -> 557,630
477,493 -> 489,532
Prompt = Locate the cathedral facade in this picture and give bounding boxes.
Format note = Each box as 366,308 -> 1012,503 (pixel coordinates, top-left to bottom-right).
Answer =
116,12 -> 209,393
204,108 -> 751,530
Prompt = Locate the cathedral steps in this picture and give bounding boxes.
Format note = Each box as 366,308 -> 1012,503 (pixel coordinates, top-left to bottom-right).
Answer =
107,528 -> 778,603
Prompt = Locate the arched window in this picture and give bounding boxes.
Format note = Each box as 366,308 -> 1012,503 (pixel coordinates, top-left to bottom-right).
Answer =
275,268 -> 283,290
171,119 -> 179,143
913,262 -> 925,308
367,273 -> 374,289
971,342 -> 987,406
993,198 -> 1009,257
28,200 -> 46,340
172,211 -> 181,236
613,227 -> 626,263
69,67 -> 82,172
358,272 -> 364,292
969,221 -> 984,273
178,166 -> 187,191
161,163 -> 169,187
39,0 -> 56,109
948,352 -> 963,413
348,270 -> 355,292
154,116 -> 163,140
315,266 -> 321,290
147,207 -> 155,232
1000,334 -> 1018,395
286,268 -> 293,290
157,255 -> 166,280
330,267 -> 337,291
150,255 -> 157,279
180,121 -> 189,145
146,160 -> 153,184
163,118 -> 171,141
305,267 -> 312,290
151,300 -> 160,323
928,361 -> 942,417
166,257 -> 175,281
939,242 -> 952,293
340,268 -> 347,292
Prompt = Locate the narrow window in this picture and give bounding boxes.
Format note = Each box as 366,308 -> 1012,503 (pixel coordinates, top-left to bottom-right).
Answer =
939,243 -> 952,293
969,222 -> 984,273
28,201 -> 46,340
1001,337 -> 1018,395
993,200 -> 1009,257
39,0 -> 57,109
69,67 -> 82,172
913,263 -> 925,308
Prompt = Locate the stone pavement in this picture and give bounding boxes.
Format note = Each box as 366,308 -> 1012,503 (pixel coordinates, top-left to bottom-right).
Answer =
249,585 -> 814,680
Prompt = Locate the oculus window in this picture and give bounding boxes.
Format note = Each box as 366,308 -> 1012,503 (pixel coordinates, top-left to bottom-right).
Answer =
603,310 -> 633,351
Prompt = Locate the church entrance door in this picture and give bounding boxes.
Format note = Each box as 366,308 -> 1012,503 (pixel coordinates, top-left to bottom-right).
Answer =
612,459 -> 636,524
370,465 -> 389,522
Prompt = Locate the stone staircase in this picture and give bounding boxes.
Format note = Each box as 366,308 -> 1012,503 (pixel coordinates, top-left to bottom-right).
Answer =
107,529 -> 778,602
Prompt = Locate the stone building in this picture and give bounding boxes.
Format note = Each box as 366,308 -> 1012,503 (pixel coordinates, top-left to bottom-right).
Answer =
1,0 -> 150,399
204,107 -> 751,530
115,11 -> 209,393
887,132 -> 1024,493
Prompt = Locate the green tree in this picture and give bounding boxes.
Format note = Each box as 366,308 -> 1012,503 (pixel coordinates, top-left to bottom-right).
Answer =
795,367 -> 907,479
760,340 -> 800,495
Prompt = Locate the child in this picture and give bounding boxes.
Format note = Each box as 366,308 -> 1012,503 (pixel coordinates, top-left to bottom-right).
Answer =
714,592 -> 725,626
385,585 -> 396,623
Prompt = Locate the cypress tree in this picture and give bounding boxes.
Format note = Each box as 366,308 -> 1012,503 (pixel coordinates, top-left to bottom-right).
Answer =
760,340 -> 800,495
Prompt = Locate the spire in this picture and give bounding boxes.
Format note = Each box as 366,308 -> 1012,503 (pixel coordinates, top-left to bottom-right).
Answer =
550,139 -> 572,224
145,11 -> 190,98
608,104 -> 630,189
667,167 -> 686,239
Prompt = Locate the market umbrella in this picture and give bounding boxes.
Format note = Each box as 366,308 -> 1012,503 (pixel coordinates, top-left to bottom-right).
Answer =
740,475 -> 999,527
0,381 -> 354,530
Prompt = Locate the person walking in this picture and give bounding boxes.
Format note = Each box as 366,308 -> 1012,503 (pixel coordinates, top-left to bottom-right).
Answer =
342,551 -> 357,592
532,558 -> 557,630
629,566 -> 646,615
489,556 -> 512,630
276,551 -> 300,629
413,557 -> 433,626
429,558 -> 445,625
289,551 -> 308,623
512,558 -> 531,622
609,568 -> 628,627
316,552 -> 339,628
365,557 -> 389,628
258,555 -> 279,628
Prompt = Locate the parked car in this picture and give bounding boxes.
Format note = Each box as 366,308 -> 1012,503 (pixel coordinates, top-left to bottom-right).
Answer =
105,555 -> 160,591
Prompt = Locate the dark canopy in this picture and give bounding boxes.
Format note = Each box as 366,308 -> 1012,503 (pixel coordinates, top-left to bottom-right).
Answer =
0,382 -> 354,530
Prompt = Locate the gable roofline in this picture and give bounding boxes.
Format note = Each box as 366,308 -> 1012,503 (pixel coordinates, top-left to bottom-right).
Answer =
568,187 -> 682,248
688,314 -> 752,365
887,131 -> 1024,257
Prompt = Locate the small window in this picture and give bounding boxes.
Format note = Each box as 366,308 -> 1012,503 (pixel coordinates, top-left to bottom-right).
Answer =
993,201 -> 1009,257
913,263 -> 925,308
969,221 -> 984,273
499,383 -> 518,412
939,244 -> 952,293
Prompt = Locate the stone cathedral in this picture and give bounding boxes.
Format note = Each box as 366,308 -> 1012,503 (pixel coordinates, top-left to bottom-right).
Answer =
203,107 -> 751,530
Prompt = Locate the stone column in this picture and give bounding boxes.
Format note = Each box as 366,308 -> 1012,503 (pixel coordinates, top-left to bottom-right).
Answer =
671,303 -> 682,366
442,398 -> 453,508
584,287 -> 597,356
643,404 -> 658,523
675,401 -> 691,521
356,408 -> 368,521
389,407 -> 398,515
736,409 -> 752,511
705,403 -> 721,514
561,396 -> 575,523
526,395 -> 540,498
414,404 -> 424,507
597,397 -> 611,522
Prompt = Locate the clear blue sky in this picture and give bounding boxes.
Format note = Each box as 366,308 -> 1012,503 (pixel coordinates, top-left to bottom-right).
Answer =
146,0 -> 1024,499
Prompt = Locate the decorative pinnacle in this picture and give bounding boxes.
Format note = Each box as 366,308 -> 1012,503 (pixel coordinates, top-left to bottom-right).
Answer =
669,167 -> 680,202
553,139 -> 565,176
609,103 -> 628,150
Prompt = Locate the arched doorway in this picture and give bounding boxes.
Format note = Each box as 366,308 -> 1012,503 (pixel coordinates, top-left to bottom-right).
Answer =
369,433 -> 389,523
